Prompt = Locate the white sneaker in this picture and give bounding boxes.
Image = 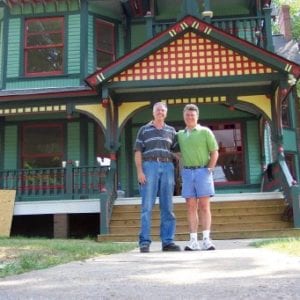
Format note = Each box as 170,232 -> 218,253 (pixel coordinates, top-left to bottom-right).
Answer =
184,239 -> 201,251
202,238 -> 216,251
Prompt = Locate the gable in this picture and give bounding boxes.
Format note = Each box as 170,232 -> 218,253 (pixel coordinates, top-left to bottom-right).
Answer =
86,15 -> 300,88
111,31 -> 276,83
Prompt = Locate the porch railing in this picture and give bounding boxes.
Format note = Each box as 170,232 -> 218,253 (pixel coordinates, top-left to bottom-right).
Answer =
0,163 -> 117,234
0,164 -> 110,201
151,16 -> 268,48
261,160 -> 300,228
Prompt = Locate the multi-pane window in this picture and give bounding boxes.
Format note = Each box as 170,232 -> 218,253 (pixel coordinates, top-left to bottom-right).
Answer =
22,123 -> 64,168
95,19 -> 115,68
24,17 -> 64,76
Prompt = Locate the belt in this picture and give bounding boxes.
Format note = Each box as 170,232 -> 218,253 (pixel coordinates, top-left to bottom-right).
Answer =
143,157 -> 173,162
183,166 -> 206,169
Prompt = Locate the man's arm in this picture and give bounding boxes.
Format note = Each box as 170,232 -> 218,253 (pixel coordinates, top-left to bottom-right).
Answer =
135,150 -> 146,184
207,150 -> 219,171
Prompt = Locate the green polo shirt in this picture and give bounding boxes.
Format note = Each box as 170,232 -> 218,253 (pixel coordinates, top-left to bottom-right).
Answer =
177,125 -> 219,167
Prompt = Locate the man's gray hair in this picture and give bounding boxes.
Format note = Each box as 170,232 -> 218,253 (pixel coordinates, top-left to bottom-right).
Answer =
183,104 -> 199,116
153,102 -> 168,113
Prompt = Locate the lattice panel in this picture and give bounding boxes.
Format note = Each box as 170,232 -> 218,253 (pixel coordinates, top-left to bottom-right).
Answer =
111,32 -> 276,82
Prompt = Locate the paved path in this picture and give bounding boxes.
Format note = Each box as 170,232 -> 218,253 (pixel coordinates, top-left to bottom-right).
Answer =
0,239 -> 300,300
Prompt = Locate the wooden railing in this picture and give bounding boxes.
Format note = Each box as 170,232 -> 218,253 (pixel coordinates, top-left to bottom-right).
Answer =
262,160 -> 300,228
151,16 -> 269,49
212,16 -> 266,47
0,164 -> 110,201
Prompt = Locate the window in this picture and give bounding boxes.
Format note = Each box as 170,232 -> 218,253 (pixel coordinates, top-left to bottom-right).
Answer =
208,122 -> 244,184
22,123 -> 64,168
95,19 -> 115,68
24,17 -> 64,76
281,98 -> 291,128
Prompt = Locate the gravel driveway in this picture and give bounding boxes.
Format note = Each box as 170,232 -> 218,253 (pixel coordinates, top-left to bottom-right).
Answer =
0,239 -> 299,300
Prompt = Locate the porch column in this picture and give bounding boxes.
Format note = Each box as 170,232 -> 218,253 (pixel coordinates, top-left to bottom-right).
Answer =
263,4 -> 274,52
53,214 -> 69,238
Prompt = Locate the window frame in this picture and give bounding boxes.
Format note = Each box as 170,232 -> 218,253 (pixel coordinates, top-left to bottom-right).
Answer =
21,122 -> 64,168
24,16 -> 64,77
95,18 -> 116,69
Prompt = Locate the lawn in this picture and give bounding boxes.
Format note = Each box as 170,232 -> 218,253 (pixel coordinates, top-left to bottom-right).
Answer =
251,237 -> 300,256
0,237 -> 137,278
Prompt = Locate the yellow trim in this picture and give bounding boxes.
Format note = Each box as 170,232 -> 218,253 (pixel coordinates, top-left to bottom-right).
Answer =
0,105 -> 66,116
118,101 -> 151,128
239,95 -> 272,119
75,104 -> 107,129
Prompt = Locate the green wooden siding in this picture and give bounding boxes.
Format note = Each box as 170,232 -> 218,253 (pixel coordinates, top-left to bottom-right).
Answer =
118,130 -> 127,193
88,122 -> 95,165
7,18 -> 20,78
67,122 -> 80,161
283,129 -> 297,152
88,15 -> 94,75
117,24 -> 124,58
130,126 -> 139,195
4,125 -> 18,170
246,120 -> 261,184
131,23 -> 148,49
0,11 -> 3,88
68,14 -> 81,74
6,78 -> 80,89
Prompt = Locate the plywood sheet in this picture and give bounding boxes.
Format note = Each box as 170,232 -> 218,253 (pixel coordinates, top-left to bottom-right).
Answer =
0,190 -> 16,237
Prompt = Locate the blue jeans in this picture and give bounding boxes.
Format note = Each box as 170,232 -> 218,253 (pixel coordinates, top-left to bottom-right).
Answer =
139,161 -> 176,247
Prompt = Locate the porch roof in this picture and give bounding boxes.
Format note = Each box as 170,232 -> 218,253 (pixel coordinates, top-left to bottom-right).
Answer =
0,86 -> 96,102
85,15 -> 300,101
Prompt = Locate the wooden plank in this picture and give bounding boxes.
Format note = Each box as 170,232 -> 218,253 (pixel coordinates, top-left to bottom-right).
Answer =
0,189 -> 16,237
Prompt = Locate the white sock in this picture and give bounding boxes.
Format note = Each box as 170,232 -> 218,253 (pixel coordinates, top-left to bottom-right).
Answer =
190,232 -> 198,241
202,230 -> 210,240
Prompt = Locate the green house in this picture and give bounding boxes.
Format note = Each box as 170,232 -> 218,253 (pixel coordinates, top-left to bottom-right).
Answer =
0,0 -> 299,237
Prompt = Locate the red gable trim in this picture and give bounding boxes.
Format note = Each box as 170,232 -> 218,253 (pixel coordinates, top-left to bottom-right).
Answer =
85,15 -> 300,89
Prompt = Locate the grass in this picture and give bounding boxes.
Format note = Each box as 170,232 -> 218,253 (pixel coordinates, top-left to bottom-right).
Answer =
251,237 -> 300,256
0,237 -> 137,278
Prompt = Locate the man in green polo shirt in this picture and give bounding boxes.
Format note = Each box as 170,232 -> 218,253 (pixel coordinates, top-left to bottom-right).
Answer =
177,104 -> 219,251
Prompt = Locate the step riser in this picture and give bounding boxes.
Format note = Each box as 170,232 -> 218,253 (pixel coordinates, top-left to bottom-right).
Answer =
111,214 -> 285,226
113,200 -> 285,212
109,222 -> 292,234
112,207 -> 285,219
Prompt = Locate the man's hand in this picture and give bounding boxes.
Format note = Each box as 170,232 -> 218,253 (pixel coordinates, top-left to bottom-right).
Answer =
137,171 -> 147,184
135,151 -> 146,184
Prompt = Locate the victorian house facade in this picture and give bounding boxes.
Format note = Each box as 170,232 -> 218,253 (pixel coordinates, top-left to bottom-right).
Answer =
0,0 -> 299,238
